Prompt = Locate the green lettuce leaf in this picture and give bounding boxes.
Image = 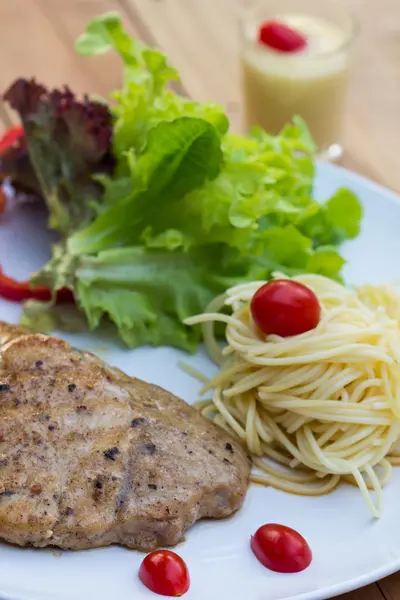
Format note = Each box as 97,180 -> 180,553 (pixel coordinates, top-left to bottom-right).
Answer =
69,116 -> 222,254
324,188 -> 362,239
307,246 -> 346,279
72,246 -> 226,351
300,188 -> 362,246
19,12 -> 362,351
76,11 -> 227,162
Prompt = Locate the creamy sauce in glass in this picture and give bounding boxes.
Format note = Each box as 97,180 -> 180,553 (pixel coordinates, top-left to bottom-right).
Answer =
242,15 -> 351,151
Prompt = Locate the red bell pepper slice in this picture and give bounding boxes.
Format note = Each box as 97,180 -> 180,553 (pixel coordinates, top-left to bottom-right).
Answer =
0,268 -> 73,303
0,125 -> 24,154
0,126 -> 73,304
0,126 -> 74,304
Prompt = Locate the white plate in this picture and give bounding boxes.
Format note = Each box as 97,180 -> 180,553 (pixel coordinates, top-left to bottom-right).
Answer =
0,162 -> 400,600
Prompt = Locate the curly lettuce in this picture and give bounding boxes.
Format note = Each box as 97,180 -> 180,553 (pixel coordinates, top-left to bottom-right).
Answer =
14,11 -> 362,351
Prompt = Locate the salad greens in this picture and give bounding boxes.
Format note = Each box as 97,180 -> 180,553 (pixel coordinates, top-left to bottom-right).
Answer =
2,79 -> 114,233
4,12 -> 362,351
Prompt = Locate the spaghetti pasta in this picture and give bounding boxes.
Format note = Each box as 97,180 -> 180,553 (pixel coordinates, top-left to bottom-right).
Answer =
185,274 -> 400,517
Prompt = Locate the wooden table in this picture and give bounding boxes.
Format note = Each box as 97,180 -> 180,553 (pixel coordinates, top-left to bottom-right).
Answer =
0,1 -> 399,599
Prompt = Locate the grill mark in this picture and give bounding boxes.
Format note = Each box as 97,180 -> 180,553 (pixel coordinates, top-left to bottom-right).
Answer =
53,430 -> 94,533
53,395 -> 132,532
113,375 -> 155,521
114,428 -> 137,518
0,370 -> 62,533
48,369 -> 114,533
0,398 -> 132,427
37,368 -> 67,538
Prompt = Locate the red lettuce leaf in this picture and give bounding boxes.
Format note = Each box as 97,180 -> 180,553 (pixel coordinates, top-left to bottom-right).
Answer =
2,78 -> 115,233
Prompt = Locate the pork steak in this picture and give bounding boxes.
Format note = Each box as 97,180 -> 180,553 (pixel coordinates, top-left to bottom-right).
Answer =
0,322 -> 250,551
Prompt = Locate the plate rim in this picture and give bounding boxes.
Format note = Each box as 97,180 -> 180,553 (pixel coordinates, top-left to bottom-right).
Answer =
318,160 -> 400,202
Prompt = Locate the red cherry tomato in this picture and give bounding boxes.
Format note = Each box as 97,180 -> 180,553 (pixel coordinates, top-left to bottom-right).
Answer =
139,550 -> 190,597
258,20 -> 307,53
251,523 -> 312,573
250,279 -> 320,337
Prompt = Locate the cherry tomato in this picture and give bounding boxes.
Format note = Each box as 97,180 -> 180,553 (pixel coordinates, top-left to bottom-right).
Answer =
250,279 -> 320,337
251,523 -> 312,573
258,21 -> 307,53
139,550 -> 190,597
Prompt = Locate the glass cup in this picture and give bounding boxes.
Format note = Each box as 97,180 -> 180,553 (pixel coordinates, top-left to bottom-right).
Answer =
240,0 -> 358,160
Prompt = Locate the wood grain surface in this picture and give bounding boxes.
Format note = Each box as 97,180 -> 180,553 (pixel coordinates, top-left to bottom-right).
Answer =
0,1 -> 399,598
